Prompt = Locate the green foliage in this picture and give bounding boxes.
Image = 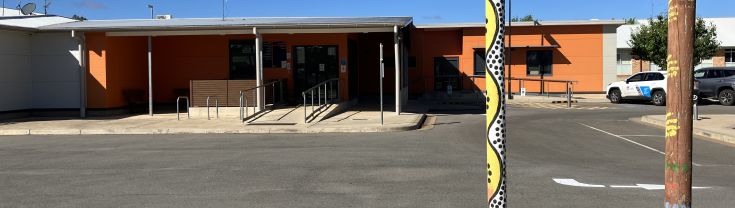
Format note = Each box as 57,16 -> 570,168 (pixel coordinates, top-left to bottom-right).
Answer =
71,15 -> 87,21
629,15 -> 720,68
624,17 -> 637,25
511,15 -> 535,22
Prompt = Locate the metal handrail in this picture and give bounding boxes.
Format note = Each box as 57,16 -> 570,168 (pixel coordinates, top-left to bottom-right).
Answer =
509,77 -> 578,108
176,96 -> 190,120
206,96 -> 219,120
303,78 -> 339,123
239,80 -> 284,123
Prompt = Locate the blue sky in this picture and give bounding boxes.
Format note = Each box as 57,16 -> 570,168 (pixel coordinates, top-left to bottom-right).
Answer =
7,0 -> 735,23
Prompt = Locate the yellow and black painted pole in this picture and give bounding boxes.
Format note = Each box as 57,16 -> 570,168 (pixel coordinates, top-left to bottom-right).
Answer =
485,0 -> 507,207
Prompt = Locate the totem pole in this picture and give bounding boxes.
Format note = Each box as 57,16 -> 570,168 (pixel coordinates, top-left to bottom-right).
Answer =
485,0 -> 507,207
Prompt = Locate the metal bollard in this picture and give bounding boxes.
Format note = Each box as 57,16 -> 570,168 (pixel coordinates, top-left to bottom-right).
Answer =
694,95 -> 700,120
239,91 -> 244,122
566,82 -> 572,108
215,99 -> 219,119
206,96 -> 211,120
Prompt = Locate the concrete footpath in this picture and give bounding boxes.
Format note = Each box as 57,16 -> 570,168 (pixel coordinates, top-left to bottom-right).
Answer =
639,114 -> 735,145
0,110 -> 426,136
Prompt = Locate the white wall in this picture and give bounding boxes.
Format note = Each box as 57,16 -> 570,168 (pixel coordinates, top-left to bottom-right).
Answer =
30,32 -> 81,109
0,30 -> 81,112
0,29 -> 33,111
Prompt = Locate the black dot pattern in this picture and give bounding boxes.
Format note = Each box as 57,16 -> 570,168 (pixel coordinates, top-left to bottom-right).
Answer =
486,0 -> 507,208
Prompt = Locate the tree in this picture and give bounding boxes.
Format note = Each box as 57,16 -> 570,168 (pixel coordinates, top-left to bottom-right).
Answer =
71,15 -> 87,21
511,15 -> 535,22
629,15 -> 720,68
623,17 -> 637,25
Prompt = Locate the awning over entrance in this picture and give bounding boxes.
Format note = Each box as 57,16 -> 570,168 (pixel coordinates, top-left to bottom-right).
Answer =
52,17 -> 412,116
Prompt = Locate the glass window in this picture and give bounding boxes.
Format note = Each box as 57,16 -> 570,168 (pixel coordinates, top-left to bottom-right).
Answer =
617,53 -> 632,65
229,40 -> 256,80
527,50 -> 553,76
694,70 -> 706,79
724,70 -> 735,77
474,48 -> 486,76
262,42 -> 288,68
434,57 -> 461,91
644,73 -> 665,81
627,73 -> 644,82
725,49 -> 735,63
706,70 -> 724,78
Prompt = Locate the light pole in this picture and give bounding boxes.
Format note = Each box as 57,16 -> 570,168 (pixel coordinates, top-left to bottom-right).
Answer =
507,0 -> 513,99
147,4 -> 154,19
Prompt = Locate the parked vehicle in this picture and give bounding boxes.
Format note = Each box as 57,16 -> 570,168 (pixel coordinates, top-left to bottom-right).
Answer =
694,67 -> 735,106
606,71 -> 668,106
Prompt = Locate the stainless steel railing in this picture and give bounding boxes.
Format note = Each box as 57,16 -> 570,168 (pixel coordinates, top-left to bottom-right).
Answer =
206,96 -> 219,120
509,77 -> 578,108
239,80 -> 284,123
303,78 -> 339,123
176,96 -> 190,120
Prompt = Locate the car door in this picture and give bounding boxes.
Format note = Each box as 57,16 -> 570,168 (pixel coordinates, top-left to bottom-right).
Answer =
699,69 -> 722,97
623,73 -> 645,98
635,73 -> 661,99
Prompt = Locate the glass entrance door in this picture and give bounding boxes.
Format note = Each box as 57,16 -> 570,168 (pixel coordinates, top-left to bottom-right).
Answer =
293,45 -> 339,94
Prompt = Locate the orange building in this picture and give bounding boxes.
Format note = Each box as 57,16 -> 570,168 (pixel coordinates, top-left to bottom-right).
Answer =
38,17 -> 623,115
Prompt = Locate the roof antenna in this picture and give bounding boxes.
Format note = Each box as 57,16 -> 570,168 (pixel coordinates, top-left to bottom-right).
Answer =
2,0 -> 5,16
222,0 -> 226,21
43,0 -> 50,15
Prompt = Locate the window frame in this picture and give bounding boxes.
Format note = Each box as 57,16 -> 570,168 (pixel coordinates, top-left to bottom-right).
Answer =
526,50 -> 553,76
473,48 -> 486,76
725,49 -> 735,63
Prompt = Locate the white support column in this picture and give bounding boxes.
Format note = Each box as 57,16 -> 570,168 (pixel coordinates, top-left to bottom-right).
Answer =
394,26 -> 401,115
72,30 -> 87,118
254,27 -> 264,111
147,36 -> 154,116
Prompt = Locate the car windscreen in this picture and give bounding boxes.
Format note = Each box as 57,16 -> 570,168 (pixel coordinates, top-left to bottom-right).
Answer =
694,70 -> 706,79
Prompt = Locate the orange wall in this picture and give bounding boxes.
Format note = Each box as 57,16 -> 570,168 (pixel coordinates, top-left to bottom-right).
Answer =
86,33 -> 148,109
410,25 -> 605,94
86,33 -> 349,108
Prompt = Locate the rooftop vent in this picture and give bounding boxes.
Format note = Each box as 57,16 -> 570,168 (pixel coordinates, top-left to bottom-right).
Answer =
155,14 -> 172,20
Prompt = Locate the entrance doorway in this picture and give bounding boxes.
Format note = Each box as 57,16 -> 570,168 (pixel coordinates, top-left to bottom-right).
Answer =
293,45 -> 340,94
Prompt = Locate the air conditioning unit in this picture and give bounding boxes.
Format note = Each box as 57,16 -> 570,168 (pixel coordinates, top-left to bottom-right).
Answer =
155,15 -> 172,20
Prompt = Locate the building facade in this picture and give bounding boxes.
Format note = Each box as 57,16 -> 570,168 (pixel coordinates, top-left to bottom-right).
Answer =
617,17 -> 735,79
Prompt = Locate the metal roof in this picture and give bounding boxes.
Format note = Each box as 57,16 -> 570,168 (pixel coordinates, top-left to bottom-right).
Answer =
39,16 -> 413,31
416,20 -> 625,29
0,8 -> 76,30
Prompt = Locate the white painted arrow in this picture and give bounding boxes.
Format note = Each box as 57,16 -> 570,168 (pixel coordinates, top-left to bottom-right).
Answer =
553,179 -> 605,188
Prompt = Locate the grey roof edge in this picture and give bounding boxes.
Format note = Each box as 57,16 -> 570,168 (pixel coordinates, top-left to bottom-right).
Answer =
0,24 -> 39,32
416,20 -> 626,29
38,16 -> 413,32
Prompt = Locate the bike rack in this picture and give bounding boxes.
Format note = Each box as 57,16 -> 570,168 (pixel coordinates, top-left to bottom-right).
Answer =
206,96 -> 219,120
176,96 -> 190,120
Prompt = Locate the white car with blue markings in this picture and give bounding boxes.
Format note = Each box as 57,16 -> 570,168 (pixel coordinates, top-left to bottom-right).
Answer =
606,71 -> 668,106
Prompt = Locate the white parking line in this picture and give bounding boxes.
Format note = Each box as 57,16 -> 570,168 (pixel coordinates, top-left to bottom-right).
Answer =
577,123 -> 702,167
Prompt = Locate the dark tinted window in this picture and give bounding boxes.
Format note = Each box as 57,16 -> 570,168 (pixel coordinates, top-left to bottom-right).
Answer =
644,73 -> 665,81
527,50 -> 553,76
628,74 -> 645,82
724,70 -> 735,77
706,70 -> 724,78
474,48 -> 486,75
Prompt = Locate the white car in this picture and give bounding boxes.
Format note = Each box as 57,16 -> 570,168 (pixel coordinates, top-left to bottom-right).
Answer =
606,71 -> 668,106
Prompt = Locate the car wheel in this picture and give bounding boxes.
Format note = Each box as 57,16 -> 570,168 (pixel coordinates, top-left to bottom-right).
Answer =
652,90 -> 666,106
609,89 -> 622,103
719,89 -> 735,106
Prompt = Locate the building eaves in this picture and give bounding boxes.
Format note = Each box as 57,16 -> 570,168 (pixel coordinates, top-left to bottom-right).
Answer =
39,16 -> 414,32
416,20 -> 626,29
